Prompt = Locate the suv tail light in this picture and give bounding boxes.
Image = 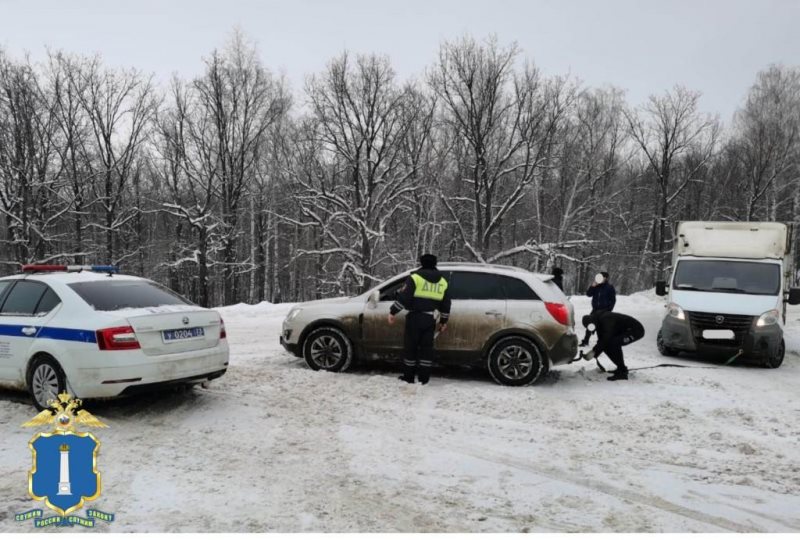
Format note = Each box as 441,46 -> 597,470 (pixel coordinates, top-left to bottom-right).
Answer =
96,326 -> 140,350
220,317 -> 227,339
545,302 -> 570,326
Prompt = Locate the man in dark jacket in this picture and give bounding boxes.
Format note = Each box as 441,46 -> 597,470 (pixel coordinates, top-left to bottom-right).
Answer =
580,271 -> 616,346
388,254 -> 452,385
581,311 -> 645,381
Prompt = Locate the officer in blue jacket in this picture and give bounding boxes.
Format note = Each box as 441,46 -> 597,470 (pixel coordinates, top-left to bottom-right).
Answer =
580,271 -> 616,346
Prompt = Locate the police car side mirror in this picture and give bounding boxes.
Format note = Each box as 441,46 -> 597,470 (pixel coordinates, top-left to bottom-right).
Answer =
367,290 -> 379,308
655,281 -> 668,297
788,288 -> 800,305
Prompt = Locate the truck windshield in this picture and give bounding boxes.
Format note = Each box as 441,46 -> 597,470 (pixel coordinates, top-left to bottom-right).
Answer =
673,260 -> 780,296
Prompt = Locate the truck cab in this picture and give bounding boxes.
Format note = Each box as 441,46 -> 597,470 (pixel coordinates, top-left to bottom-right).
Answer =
655,221 -> 800,368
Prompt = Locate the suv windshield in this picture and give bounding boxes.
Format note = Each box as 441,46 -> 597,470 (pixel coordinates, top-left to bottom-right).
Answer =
69,280 -> 192,311
673,260 -> 780,296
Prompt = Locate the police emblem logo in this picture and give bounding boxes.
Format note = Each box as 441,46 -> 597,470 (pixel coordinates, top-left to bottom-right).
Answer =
17,392 -> 114,528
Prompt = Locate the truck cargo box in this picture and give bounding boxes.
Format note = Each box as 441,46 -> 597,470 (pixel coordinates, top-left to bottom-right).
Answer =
674,222 -> 791,261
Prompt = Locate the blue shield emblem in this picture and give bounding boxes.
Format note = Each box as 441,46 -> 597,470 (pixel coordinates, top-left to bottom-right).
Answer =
29,432 -> 101,516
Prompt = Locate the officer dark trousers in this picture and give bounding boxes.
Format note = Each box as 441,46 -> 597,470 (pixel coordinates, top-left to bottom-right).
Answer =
403,312 -> 437,384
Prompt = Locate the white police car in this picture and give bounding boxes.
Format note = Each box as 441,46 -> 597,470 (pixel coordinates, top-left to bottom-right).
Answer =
0,265 -> 229,409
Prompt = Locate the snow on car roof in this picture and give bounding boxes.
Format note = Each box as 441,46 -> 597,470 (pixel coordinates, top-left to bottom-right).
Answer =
0,271 -> 148,284
437,262 -> 553,281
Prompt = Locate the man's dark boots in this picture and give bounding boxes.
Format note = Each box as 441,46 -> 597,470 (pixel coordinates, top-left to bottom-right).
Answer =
607,369 -> 628,381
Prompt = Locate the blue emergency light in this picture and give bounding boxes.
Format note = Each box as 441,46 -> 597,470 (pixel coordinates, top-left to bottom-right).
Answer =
21,264 -> 120,274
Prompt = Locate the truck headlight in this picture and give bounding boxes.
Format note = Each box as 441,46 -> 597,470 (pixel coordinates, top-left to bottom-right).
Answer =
756,309 -> 779,327
667,303 -> 685,320
286,307 -> 302,322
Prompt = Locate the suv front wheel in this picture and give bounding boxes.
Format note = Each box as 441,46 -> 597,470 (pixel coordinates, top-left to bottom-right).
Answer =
303,327 -> 353,372
487,336 -> 548,386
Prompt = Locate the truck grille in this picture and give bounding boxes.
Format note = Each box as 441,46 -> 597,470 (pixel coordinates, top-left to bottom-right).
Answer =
687,311 -> 754,345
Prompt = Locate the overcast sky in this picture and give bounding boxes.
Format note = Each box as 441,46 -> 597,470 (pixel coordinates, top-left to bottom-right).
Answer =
1,0 -> 798,121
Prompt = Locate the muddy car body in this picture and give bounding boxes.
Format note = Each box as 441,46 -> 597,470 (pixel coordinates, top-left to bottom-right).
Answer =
281,263 -> 578,385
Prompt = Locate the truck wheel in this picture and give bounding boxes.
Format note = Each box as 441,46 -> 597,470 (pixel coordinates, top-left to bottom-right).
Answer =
763,339 -> 785,369
27,355 -> 67,411
303,327 -> 353,372
657,330 -> 679,357
487,336 -> 548,386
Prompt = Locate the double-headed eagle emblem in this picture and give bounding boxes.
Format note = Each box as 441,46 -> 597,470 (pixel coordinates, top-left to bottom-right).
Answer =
23,393 -> 108,432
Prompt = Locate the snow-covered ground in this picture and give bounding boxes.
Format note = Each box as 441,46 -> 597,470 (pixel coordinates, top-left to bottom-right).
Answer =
2,292 -> 800,532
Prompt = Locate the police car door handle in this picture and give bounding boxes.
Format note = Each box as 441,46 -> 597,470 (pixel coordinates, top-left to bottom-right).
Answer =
21,326 -> 37,336
485,310 -> 503,317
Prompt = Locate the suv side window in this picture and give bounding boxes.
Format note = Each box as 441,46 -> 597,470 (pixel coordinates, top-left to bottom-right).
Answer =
0,281 -> 48,316
500,276 -> 540,300
379,277 -> 408,302
448,272 -> 504,300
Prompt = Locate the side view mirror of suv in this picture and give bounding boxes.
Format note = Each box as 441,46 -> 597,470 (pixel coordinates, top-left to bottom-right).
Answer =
367,289 -> 380,308
655,280 -> 668,297
788,288 -> 800,305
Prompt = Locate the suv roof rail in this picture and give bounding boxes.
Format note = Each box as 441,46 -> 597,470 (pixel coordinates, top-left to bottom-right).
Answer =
438,261 -> 531,272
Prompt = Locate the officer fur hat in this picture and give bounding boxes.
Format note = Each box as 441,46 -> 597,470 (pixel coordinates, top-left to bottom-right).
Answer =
420,253 -> 438,269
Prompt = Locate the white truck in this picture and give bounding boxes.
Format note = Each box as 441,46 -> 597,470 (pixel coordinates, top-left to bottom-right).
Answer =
655,221 -> 800,368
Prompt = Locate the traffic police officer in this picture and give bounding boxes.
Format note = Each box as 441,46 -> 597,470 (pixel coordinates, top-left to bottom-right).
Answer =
387,254 -> 451,385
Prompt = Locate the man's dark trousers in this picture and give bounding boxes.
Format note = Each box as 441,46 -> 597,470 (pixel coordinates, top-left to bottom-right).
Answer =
602,323 -> 645,372
403,311 -> 436,383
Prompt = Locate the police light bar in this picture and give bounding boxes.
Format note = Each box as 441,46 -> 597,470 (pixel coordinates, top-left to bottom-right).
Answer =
21,265 -> 120,274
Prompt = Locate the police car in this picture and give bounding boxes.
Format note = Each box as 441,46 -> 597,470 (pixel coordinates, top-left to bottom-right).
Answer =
0,265 -> 229,409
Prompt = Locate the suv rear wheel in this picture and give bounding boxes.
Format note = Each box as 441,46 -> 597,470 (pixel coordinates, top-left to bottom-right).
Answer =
487,336 -> 548,386
303,327 -> 353,372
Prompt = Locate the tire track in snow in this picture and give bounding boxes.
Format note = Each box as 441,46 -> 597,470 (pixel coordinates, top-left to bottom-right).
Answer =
344,418 -> 764,533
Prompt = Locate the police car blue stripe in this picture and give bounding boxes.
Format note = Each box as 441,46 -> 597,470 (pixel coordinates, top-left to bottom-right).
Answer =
0,324 -> 96,343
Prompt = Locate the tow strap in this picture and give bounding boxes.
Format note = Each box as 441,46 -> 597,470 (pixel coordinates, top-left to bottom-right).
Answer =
573,348 -> 745,372
628,349 -> 745,371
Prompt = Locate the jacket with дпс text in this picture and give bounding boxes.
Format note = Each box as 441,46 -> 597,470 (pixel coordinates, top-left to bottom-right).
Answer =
389,268 -> 451,323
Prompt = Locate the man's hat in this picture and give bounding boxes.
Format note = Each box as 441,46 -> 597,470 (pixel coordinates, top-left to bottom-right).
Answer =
420,254 -> 438,269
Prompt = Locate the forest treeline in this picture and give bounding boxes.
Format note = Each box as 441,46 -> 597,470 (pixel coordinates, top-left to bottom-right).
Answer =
1,32 -> 798,305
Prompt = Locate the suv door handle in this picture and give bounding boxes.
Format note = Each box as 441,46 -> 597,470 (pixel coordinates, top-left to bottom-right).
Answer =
485,310 -> 503,317
21,326 -> 37,336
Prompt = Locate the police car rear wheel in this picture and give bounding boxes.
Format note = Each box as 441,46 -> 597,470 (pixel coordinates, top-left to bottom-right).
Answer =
303,327 -> 353,372
487,337 -> 547,386
28,356 -> 66,411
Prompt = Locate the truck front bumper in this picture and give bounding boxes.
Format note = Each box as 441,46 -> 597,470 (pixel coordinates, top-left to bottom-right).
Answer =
660,316 -> 782,360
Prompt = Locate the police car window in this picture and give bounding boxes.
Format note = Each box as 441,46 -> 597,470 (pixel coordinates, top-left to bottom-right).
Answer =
68,280 -> 192,311
34,287 -> 62,316
0,281 -> 12,305
500,276 -> 540,300
448,272 -> 504,300
0,281 -> 47,316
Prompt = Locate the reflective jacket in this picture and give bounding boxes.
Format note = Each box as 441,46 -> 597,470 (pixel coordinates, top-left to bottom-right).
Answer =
389,268 -> 452,323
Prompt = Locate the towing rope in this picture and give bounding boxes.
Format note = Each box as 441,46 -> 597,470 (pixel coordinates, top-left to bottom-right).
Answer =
574,348 -> 746,372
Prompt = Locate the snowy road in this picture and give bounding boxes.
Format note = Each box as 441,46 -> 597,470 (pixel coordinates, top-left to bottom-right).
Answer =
2,292 -> 800,532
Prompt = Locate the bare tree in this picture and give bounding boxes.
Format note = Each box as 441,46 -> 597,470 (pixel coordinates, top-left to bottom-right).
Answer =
625,86 -> 719,280
429,36 -> 575,264
292,52 -> 435,293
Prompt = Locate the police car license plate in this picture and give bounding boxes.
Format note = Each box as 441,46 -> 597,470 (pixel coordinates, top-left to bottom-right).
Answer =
163,327 -> 205,342
703,329 -> 734,340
